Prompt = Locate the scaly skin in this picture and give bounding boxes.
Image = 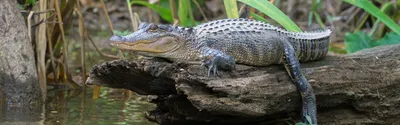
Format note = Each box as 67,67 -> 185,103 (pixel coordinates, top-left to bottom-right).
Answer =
109,18 -> 331,124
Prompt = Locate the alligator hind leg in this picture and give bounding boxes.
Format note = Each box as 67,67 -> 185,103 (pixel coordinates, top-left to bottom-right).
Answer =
281,40 -> 317,124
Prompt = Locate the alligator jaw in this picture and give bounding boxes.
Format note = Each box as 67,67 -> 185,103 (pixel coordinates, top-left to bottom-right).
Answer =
109,40 -> 155,52
109,36 -> 180,53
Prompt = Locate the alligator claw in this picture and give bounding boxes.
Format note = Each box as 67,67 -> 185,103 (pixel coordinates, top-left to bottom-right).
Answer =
206,64 -> 218,77
201,55 -> 234,77
202,56 -> 218,77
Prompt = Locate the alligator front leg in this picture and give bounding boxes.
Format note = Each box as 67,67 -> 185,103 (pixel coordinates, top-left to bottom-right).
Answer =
200,47 -> 236,76
281,40 -> 317,124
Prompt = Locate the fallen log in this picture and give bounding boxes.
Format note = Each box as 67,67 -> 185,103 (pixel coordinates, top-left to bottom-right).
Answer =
86,44 -> 400,125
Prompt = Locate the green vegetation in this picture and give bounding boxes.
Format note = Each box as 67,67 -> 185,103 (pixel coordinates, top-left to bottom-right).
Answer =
308,0 -> 325,28
131,1 -> 173,22
345,31 -> 400,53
343,0 -> 400,53
237,0 -> 302,32
343,0 -> 400,34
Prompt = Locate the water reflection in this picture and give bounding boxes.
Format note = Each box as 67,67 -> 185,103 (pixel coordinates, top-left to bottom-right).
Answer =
1,87 -> 156,125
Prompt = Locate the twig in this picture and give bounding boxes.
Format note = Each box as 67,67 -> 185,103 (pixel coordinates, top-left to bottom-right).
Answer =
27,11 -> 34,41
238,4 -> 247,17
191,0 -> 208,21
99,0 -> 114,33
55,0 -> 80,89
99,0 -> 123,58
46,22 -> 59,84
75,1 -> 87,93
88,36 -> 120,59
126,0 -> 136,31
20,9 -> 55,14
345,8 -> 361,25
169,0 -> 179,22
30,14 -> 59,27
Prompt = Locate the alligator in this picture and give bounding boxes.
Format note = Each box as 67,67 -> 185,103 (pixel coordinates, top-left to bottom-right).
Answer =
109,18 -> 332,125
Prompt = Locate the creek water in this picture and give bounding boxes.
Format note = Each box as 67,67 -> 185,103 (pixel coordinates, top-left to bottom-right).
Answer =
0,87 -> 157,125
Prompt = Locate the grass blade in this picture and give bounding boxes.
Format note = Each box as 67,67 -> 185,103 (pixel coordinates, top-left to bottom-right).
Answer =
249,12 -> 269,23
238,0 -> 301,32
368,2 -> 394,36
187,0 -> 195,26
178,0 -> 189,26
343,0 -> 400,34
313,12 -> 325,28
223,0 -> 239,18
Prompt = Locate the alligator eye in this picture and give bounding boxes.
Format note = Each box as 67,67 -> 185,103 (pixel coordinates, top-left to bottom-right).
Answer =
149,24 -> 158,31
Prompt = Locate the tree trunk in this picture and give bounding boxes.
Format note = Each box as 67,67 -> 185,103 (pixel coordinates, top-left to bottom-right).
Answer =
87,44 -> 400,125
0,1 -> 43,124
0,0 -> 42,107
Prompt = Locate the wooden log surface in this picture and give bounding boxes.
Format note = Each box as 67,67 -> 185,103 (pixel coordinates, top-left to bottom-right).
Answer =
86,44 -> 400,125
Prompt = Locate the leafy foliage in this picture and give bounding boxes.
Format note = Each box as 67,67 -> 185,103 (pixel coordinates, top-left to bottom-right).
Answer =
130,0 -> 173,22
345,31 -> 400,53
17,0 -> 36,9
27,0 -> 36,5
343,0 -> 400,35
238,0 -> 302,32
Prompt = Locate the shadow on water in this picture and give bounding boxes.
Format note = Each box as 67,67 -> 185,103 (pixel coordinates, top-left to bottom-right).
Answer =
0,87 -> 157,125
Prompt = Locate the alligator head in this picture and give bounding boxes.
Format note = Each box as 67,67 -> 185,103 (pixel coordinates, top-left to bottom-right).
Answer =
109,22 -> 193,57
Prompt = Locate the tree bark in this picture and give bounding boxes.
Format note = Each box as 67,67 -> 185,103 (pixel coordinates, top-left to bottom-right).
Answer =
0,1 -> 43,124
0,0 -> 42,105
87,44 -> 400,125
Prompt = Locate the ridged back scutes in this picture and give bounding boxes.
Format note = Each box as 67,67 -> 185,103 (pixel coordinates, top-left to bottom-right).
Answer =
193,18 -> 331,41
282,28 -> 332,41
191,18 -> 331,63
192,18 -> 286,65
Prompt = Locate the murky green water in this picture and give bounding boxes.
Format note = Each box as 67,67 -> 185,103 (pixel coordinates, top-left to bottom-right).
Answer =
0,87 -> 157,125
44,88 -> 157,125
0,34 -> 158,125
